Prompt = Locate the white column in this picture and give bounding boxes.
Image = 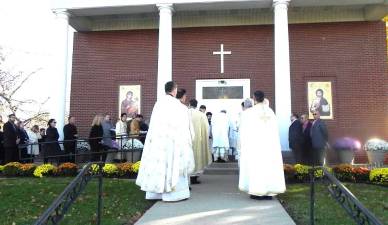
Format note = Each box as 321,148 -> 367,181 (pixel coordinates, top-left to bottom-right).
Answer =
273,0 -> 291,151
157,4 -> 174,100
51,9 -> 70,140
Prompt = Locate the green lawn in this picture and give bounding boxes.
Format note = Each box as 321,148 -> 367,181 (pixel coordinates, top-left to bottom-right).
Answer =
0,178 -> 154,225
278,183 -> 388,225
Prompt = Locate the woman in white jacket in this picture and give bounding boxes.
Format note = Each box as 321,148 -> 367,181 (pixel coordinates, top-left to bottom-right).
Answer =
110,113 -> 128,162
27,125 -> 42,157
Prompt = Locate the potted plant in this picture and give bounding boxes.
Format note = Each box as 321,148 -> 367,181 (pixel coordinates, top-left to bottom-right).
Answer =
364,138 -> 388,166
332,137 -> 361,164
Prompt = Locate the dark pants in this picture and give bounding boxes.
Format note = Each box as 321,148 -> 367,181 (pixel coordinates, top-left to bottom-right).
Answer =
291,143 -> 304,164
91,144 -> 107,162
64,141 -> 76,163
4,146 -> 19,163
0,144 -> 4,164
312,148 -> 326,166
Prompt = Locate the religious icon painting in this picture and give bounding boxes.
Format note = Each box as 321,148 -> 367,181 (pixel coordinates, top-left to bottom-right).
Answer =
119,85 -> 141,119
307,81 -> 333,119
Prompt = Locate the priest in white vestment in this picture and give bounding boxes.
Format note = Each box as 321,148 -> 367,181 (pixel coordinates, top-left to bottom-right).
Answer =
136,81 -> 195,202
239,91 -> 286,198
236,98 -> 254,162
188,99 -> 212,183
228,117 -> 238,158
211,110 -> 230,162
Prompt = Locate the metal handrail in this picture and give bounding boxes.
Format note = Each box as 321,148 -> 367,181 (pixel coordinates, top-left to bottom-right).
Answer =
34,162 -> 104,225
17,134 -> 145,164
309,167 -> 383,225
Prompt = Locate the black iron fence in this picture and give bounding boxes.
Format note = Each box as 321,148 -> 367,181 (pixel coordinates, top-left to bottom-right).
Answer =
17,134 -> 145,165
34,162 -> 104,225
309,166 -> 383,225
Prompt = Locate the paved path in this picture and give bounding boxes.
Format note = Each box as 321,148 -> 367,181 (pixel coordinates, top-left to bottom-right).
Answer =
135,175 -> 295,225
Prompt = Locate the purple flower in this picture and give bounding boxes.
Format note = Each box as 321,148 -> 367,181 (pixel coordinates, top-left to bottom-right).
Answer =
333,137 -> 361,151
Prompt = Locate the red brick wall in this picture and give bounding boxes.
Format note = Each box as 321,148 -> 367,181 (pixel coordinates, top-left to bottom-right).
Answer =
71,22 -> 388,162
71,29 -> 158,135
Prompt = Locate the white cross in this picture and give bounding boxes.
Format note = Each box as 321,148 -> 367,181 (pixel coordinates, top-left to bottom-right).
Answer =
213,44 -> 231,74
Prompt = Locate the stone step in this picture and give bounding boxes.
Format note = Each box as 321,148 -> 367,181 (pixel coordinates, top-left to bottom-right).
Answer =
203,167 -> 239,175
208,162 -> 239,168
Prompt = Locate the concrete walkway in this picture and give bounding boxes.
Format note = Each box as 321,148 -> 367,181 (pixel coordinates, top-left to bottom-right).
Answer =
135,175 -> 295,225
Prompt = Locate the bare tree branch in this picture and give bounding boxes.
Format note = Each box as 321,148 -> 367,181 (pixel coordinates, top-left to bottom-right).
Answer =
9,68 -> 42,98
0,46 -> 49,126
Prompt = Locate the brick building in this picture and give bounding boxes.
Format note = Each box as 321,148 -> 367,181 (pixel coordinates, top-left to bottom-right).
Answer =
51,0 -> 388,162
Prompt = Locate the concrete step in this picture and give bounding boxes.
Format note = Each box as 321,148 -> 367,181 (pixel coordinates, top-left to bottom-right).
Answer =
208,162 -> 239,168
203,167 -> 239,175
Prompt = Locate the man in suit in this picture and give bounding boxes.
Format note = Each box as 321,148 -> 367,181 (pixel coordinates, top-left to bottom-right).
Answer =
288,113 -> 304,164
310,111 -> 329,166
3,114 -> 20,163
300,114 -> 313,165
17,121 -> 29,163
63,116 -> 78,163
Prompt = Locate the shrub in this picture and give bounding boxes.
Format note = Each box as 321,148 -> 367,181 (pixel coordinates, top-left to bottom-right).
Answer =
3,162 -> 22,176
294,164 -> 310,181
103,164 -> 118,177
283,164 -> 296,181
132,161 -> 141,173
89,163 -> 100,175
33,164 -> 56,178
332,164 -> 354,182
0,165 -> 4,174
352,167 -> 370,183
57,163 -> 79,176
314,167 -> 324,179
19,163 -> 37,176
370,168 -> 388,185
117,162 -> 134,177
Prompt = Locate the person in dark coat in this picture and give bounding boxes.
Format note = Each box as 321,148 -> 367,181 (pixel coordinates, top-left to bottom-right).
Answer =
300,114 -> 313,165
310,111 -> 329,166
38,128 -> 46,156
89,115 -> 106,162
17,121 -> 30,163
3,114 -> 20,163
63,116 -> 78,163
288,113 -> 304,164
45,119 -> 62,164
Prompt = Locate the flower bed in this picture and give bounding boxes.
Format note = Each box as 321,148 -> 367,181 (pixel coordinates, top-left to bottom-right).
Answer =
0,161 -> 385,186
0,161 -> 141,178
56,163 -> 79,176
33,164 -> 57,178
369,168 -> 388,185
281,163 -> 385,186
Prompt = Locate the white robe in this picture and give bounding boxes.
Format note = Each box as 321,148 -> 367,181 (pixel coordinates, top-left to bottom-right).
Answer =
115,120 -> 128,150
136,95 -> 195,202
211,112 -> 230,149
238,103 -> 286,196
27,130 -> 41,155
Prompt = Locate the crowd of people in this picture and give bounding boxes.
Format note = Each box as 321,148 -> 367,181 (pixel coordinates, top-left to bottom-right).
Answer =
87,113 -> 148,162
288,111 -> 329,166
0,112 -> 149,165
0,114 -> 47,164
136,81 -> 331,202
0,80 -> 329,203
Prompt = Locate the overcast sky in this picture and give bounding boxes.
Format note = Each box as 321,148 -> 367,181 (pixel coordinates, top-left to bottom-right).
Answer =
0,0 -> 73,119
